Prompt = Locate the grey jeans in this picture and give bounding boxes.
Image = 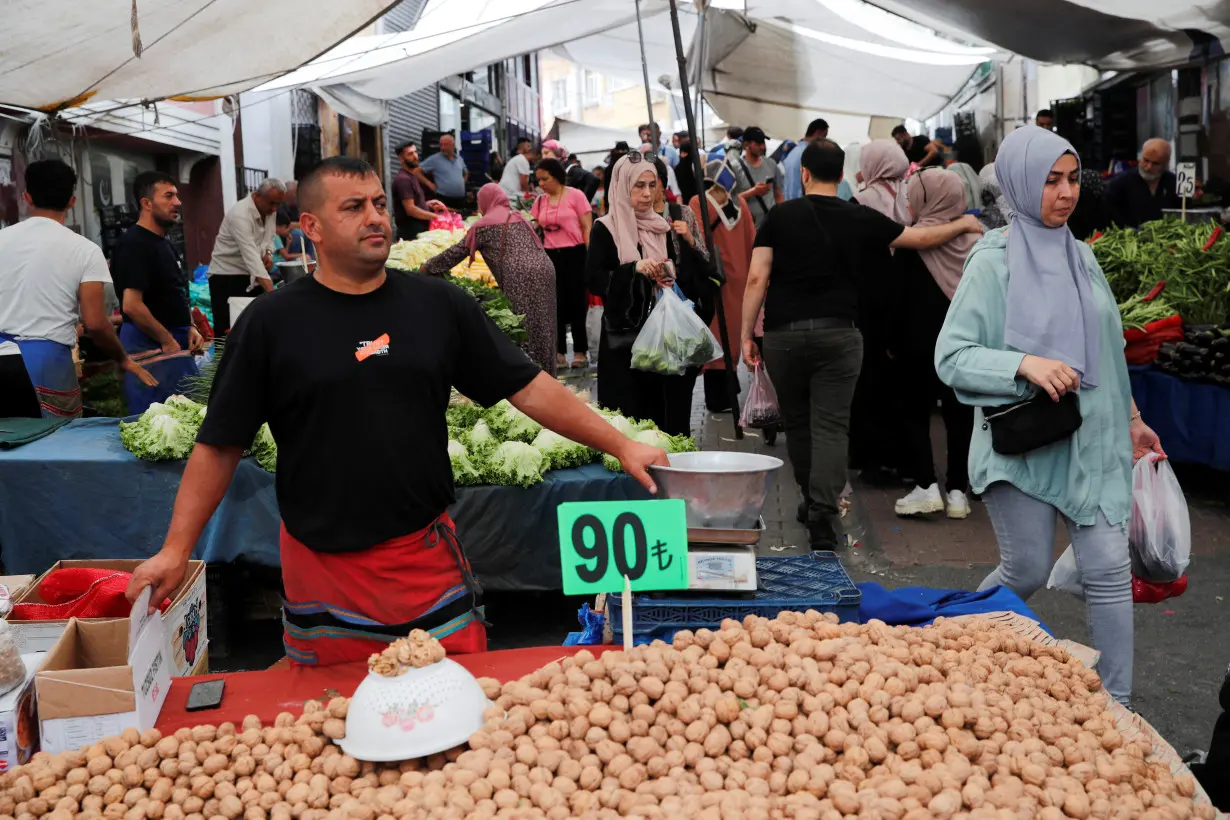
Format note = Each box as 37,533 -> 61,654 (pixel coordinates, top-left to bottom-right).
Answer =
762,327 -> 862,547
981,482 -> 1134,704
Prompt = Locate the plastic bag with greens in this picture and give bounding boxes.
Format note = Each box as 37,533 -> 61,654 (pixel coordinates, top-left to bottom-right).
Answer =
630,287 -> 722,375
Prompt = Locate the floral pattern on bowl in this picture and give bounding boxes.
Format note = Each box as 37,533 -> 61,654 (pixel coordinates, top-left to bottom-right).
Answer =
379,700 -> 437,732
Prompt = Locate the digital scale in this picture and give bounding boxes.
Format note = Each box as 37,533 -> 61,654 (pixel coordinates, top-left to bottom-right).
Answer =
685,519 -> 763,592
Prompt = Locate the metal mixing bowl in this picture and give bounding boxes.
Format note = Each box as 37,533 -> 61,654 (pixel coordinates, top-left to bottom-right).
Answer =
651,451 -> 784,529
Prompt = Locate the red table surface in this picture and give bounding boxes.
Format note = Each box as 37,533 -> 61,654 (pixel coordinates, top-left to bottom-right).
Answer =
157,645 -> 615,732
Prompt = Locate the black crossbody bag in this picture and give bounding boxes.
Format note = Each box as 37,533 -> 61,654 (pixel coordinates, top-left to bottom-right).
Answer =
981,391 -> 1082,456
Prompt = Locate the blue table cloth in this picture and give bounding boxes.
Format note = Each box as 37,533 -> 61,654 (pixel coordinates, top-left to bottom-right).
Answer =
0,418 -> 646,590
1129,366 -> 1230,472
857,582 -> 1048,632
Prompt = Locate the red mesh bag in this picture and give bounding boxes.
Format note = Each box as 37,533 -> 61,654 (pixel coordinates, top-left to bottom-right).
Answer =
10,569 -> 171,621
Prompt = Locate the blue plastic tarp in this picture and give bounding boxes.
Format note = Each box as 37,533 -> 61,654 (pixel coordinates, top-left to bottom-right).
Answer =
0,418 -> 646,590
1129,366 -> 1230,472
857,582 -> 1048,633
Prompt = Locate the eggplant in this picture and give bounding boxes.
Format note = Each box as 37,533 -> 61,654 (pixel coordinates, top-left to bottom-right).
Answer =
1211,336 -> 1230,351
1192,331 -> 1217,346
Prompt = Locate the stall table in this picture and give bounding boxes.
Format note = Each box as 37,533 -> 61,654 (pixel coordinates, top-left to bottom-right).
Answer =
157,646 -> 617,732
0,419 -> 648,589
1130,366 -> 1230,472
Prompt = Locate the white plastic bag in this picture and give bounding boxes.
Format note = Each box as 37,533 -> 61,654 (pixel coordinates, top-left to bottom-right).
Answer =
0,621 -> 27,696
630,287 -> 722,376
585,305 -> 603,364
742,361 -> 782,428
1046,545 -> 1085,599
1129,453 -> 1191,582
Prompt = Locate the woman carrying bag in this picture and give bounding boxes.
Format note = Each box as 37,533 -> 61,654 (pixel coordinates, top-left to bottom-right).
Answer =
586,152 -> 714,435
936,126 -> 1166,706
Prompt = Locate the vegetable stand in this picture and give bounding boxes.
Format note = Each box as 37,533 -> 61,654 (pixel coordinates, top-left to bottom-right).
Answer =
0,418 -> 650,590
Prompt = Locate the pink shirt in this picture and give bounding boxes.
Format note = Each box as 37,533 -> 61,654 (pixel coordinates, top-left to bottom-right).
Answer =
532,188 -> 590,249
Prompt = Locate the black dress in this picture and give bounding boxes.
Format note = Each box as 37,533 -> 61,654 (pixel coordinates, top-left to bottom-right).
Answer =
586,220 -> 714,436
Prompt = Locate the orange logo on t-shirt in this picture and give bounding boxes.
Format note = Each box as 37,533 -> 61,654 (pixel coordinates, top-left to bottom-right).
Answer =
355,333 -> 390,362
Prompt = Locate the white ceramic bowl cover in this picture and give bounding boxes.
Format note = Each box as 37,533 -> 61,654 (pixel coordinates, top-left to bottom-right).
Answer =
338,658 -> 490,762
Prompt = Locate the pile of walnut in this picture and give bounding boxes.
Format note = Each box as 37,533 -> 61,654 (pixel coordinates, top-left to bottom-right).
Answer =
368,630 -> 448,677
0,612 -> 1212,820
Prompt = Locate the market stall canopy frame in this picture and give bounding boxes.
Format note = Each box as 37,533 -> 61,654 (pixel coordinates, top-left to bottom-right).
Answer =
0,0 -> 400,110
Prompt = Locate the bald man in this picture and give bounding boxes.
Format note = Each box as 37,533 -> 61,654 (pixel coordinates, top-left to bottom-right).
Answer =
1105,139 -> 1179,228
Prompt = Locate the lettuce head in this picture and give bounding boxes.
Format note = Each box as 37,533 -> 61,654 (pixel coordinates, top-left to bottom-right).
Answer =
465,419 -> 497,452
531,430 -> 595,471
120,411 -> 197,461
448,439 -> 483,486
485,399 -> 542,443
484,441 -> 546,488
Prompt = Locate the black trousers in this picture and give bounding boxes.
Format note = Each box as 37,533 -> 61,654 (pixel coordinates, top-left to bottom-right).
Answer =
898,273 -> 973,492
0,354 -> 41,418
208,275 -> 256,336
547,245 -> 589,355
597,331 -> 696,436
848,326 -> 905,472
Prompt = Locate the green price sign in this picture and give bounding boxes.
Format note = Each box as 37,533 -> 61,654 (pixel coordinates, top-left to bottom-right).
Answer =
557,499 -> 689,596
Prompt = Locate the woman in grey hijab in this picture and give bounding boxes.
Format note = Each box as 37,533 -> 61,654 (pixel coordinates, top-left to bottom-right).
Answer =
935,126 -> 1166,706
977,162 -> 1008,229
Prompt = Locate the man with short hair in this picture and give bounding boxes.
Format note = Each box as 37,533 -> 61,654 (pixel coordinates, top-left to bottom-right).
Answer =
208,177 -> 287,334
111,171 -> 204,413
707,126 -> 745,162
781,118 -> 829,201
499,138 -> 534,202
731,126 -> 783,228
740,140 -> 982,550
417,133 -> 469,212
1105,138 -> 1179,228
1035,109 -> 1055,130
565,154 -> 600,202
892,124 -> 941,167
125,156 -> 669,663
0,159 -> 155,417
391,141 -> 443,243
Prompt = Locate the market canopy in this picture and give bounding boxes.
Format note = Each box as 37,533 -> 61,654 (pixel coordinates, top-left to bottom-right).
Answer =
0,0 -> 400,110
257,0 -> 672,101
870,0 -> 1230,68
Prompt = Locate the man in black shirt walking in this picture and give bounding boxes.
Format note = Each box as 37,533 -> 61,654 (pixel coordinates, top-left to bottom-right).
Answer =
741,141 -> 981,549
126,156 -> 669,664
111,171 -> 203,413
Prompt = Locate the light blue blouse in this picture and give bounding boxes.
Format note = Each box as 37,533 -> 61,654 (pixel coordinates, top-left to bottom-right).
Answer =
935,227 -> 1134,527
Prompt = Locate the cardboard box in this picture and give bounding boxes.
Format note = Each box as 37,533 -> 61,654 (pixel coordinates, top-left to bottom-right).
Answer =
8,560 -> 207,678
0,653 -> 44,772
36,590 -> 171,755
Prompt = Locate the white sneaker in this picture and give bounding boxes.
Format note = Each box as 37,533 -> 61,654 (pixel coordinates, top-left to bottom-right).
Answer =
895,484 -> 944,516
946,489 -> 971,520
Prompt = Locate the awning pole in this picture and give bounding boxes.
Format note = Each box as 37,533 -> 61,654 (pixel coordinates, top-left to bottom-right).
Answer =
633,0 -> 660,147
665,0 -> 742,438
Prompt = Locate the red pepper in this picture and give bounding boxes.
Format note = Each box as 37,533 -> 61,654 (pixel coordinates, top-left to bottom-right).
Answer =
1087,231 -> 1104,244
1203,225 -> 1224,252
1143,281 -> 1167,302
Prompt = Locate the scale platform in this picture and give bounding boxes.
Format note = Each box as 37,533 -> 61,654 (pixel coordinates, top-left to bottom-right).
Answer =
685,518 -> 763,592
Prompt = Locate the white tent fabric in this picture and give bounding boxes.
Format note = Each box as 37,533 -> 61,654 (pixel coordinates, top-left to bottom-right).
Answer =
0,0 -> 398,110
870,0 -> 1230,68
258,0 -> 671,102
549,119 -> 641,165
691,5 -> 989,127
550,9 -> 698,90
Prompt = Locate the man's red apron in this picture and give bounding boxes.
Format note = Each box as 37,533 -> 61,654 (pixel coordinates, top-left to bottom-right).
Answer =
279,513 -> 486,666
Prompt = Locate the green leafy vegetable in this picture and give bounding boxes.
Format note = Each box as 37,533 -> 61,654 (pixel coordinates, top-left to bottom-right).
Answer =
483,441 -> 547,488
249,423 -> 277,473
119,401 -> 201,461
448,439 -> 483,486
464,419 -> 498,453
484,399 -> 542,443
531,430 -> 595,470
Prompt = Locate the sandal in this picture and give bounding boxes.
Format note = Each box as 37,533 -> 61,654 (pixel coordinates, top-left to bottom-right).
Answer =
571,354 -> 588,368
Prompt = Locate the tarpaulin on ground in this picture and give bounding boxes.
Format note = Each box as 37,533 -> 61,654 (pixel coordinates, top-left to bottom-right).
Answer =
871,0 -> 1230,69
0,418 -> 645,590
0,0 -> 399,110
1130,366 -> 1230,472
857,582 -> 1047,631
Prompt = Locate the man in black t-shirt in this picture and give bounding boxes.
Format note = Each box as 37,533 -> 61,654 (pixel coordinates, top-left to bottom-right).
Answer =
125,156 -> 669,665
111,171 -> 203,413
892,125 -> 941,168
741,140 -> 981,550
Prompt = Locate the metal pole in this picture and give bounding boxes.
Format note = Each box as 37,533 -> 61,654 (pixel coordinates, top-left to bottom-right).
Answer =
665,0 -> 742,437
633,0 -> 660,147
695,5 -> 706,145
